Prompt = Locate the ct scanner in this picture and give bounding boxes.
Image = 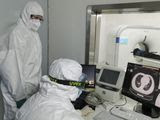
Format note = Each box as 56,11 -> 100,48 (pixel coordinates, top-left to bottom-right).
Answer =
112,25 -> 160,69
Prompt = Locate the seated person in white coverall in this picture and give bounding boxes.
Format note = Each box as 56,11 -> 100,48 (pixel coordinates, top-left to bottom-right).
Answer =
0,1 -> 43,120
15,58 -> 85,120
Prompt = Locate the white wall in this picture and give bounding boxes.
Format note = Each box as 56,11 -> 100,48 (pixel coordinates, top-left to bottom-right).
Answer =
0,0 -> 48,119
48,0 -> 160,65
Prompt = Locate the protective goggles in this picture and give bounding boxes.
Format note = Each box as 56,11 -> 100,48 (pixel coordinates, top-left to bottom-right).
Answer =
49,75 -> 88,89
30,14 -> 44,21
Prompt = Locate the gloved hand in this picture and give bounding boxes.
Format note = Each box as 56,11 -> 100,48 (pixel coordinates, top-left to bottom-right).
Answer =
81,105 -> 94,117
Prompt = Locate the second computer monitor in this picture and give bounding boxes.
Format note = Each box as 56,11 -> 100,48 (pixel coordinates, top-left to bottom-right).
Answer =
97,65 -> 125,90
122,63 -> 160,118
122,63 -> 160,108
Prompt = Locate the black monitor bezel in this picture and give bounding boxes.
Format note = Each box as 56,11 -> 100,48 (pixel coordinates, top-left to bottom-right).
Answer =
122,62 -> 160,109
81,64 -> 96,88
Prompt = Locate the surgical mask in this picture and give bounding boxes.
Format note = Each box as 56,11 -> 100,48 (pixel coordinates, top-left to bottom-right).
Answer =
30,19 -> 41,31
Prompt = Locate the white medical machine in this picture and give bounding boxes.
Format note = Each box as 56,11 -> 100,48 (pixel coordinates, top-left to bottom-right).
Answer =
95,25 -> 160,70
114,25 -> 160,69
95,65 -> 125,102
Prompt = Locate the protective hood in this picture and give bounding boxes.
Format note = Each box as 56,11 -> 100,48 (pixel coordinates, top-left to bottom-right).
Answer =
40,76 -> 81,101
49,58 -> 82,81
20,1 -> 43,30
47,58 -> 83,101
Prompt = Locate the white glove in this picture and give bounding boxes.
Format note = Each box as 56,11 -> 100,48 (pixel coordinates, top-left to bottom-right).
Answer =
81,105 -> 94,117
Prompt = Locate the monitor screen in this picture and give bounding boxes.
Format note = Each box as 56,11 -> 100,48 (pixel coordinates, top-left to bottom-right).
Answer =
97,66 -> 125,90
81,65 -> 96,89
122,63 -> 160,108
99,69 -> 120,85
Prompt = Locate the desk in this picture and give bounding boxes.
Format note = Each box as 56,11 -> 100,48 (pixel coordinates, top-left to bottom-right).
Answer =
83,97 -> 160,120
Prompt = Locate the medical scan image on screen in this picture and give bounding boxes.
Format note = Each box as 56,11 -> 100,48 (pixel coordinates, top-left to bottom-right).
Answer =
122,63 -> 160,108
99,69 -> 120,85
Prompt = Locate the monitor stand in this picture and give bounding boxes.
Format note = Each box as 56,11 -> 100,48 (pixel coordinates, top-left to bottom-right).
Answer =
142,104 -> 160,118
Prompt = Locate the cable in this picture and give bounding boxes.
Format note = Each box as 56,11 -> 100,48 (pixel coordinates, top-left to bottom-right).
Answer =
109,97 -> 128,119
109,96 -> 127,112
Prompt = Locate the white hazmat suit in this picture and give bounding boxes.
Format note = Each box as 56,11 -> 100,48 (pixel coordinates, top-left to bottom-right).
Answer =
15,59 -> 84,120
0,1 -> 43,120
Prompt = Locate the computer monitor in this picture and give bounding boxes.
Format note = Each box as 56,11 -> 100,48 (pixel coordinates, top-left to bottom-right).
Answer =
122,62 -> 160,118
81,64 -> 96,89
97,65 -> 125,90
72,65 -> 96,109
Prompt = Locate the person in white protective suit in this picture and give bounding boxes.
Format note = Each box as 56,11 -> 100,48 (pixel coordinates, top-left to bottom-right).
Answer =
15,58 -> 84,120
0,1 -> 44,120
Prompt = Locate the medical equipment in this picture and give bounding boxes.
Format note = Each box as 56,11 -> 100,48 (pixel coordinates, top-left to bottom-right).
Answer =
97,65 -> 125,90
96,65 -> 125,102
96,86 -> 122,103
96,25 -> 160,70
122,62 -> 160,118
114,25 -> 160,69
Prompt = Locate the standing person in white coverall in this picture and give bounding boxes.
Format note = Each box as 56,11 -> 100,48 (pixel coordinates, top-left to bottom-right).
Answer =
0,1 -> 44,120
15,58 -> 84,120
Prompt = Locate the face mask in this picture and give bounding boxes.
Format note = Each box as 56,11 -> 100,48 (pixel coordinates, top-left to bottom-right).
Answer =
30,19 -> 41,31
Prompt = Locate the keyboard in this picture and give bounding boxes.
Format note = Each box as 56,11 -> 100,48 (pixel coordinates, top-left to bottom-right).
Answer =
93,106 -> 152,120
111,106 -> 152,120
93,111 -> 123,120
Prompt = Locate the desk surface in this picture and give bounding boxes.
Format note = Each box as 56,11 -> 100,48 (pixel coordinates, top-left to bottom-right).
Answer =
83,97 -> 160,120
